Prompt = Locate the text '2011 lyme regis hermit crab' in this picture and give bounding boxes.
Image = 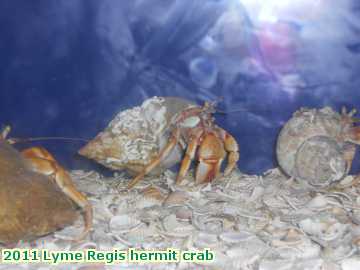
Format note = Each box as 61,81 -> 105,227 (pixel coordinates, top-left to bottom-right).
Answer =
79,97 -> 240,188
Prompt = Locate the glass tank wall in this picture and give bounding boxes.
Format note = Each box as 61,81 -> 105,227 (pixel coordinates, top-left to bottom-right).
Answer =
1,0 -> 360,174
1,1 -> 360,269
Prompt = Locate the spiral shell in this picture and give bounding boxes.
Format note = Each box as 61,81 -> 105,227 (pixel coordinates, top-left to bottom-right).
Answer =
79,96 -> 195,176
276,107 -> 356,187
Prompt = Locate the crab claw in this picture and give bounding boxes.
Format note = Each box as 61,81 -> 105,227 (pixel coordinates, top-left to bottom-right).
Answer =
195,133 -> 226,184
222,131 -> 240,176
21,147 -> 93,241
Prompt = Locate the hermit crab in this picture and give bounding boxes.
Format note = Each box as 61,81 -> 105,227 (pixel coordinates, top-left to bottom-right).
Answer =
79,96 -> 239,188
0,126 -> 92,244
128,100 -> 240,188
276,107 -> 360,187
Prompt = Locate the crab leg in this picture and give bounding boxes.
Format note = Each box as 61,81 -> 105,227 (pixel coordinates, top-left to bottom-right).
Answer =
349,126 -> 360,143
176,130 -> 203,185
222,131 -> 240,176
342,144 -> 356,174
127,128 -> 180,189
342,107 -> 357,118
21,147 -> 92,241
344,125 -> 360,174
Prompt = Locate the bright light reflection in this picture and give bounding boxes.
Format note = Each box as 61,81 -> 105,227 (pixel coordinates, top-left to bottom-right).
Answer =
239,0 -> 323,23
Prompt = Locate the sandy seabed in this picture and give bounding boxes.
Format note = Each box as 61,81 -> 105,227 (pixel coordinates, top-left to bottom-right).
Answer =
1,168 -> 360,270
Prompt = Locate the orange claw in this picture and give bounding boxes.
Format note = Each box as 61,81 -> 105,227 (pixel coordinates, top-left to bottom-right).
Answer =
223,131 -> 240,176
195,132 -> 226,184
21,147 -> 93,241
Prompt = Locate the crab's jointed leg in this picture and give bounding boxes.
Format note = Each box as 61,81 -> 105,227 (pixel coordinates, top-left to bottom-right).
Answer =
342,107 -> 357,118
349,126 -> 360,143
343,144 -> 356,174
176,129 -> 203,185
222,131 -> 240,176
344,125 -> 360,174
21,147 -> 92,241
127,128 -> 180,189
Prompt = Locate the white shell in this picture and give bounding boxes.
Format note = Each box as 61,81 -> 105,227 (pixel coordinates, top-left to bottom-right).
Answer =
161,214 -> 193,237
54,221 -> 87,241
109,214 -> 142,234
341,258 -> 360,270
163,191 -> 190,207
259,259 -> 325,270
219,231 -> 255,243
225,237 -> 268,266
298,214 -> 349,243
193,232 -> 220,248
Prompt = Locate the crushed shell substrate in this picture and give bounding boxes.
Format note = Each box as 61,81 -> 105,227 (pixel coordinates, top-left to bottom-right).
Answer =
1,168 -> 360,270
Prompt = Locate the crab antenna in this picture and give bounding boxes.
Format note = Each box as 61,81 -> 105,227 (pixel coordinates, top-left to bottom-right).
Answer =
9,137 -> 89,144
0,126 -> 89,144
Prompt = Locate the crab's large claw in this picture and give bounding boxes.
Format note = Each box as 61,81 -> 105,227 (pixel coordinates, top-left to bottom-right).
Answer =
195,133 -> 226,185
21,147 -> 93,241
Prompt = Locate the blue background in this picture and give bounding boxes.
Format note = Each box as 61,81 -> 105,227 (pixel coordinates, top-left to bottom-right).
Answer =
1,0 -> 360,175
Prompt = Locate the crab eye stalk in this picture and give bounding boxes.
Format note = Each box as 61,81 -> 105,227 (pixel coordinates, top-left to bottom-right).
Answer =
203,101 -> 217,114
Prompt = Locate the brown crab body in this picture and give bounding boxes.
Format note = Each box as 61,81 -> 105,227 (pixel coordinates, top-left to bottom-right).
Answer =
0,140 -> 78,244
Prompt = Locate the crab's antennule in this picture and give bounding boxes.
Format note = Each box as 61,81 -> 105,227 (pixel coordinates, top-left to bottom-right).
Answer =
204,96 -> 224,113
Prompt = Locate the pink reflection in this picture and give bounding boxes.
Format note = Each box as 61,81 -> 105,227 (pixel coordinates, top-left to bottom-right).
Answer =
258,21 -> 299,74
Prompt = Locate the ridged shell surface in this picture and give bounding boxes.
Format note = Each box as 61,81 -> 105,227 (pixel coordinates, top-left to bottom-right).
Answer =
276,107 -> 350,186
79,96 -> 195,175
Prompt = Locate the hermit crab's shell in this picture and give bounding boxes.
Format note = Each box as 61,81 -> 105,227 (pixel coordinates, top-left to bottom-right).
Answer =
78,96 -> 196,176
276,107 -> 352,187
